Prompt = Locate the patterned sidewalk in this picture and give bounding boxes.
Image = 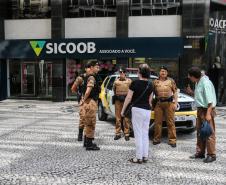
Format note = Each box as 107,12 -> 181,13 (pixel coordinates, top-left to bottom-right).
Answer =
0,99 -> 225,185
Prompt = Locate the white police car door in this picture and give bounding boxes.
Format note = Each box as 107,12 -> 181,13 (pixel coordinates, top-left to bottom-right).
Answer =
105,77 -> 116,116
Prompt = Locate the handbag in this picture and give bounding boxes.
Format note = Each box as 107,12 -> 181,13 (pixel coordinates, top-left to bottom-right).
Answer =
112,95 -> 116,104
199,120 -> 213,140
124,81 -> 150,119
124,103 -> 132,119
151,97 -> 157,110
151,85 -> 157,110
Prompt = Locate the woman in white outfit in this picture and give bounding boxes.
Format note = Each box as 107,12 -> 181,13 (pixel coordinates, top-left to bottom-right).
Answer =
121,64 -> 153,164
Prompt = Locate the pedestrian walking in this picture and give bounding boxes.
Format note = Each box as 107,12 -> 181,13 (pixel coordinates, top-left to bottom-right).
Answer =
71,66 -> 90,141
152,66 -> 178,147
113,67 -> 132,141
121,64 -> 153,164
80,61 -> 100,150
188,67 -> 217,163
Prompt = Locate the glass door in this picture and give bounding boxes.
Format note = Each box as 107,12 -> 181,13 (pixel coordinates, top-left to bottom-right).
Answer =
9,62 -> 21,96
38,61 -> 52,97
21,63 -> 35,95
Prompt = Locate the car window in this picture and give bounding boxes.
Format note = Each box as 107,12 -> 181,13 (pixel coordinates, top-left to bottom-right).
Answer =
106,77 -> 116,90
103,77 -> 110,87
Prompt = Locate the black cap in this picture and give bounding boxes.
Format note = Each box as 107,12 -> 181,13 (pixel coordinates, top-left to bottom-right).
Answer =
119,67 -> 126,73
85,60 -> 99,68
160,66 -> 168,71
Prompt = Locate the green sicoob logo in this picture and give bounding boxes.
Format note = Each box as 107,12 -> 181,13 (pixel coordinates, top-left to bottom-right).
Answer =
30,41 -> 46,56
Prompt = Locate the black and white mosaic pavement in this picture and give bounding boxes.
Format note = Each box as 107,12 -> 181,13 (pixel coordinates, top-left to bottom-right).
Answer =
0,99 -> 225,185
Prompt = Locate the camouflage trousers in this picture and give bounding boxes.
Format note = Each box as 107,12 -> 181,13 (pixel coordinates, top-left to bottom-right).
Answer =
79,103 -> 85,129
83,98 -> 98,138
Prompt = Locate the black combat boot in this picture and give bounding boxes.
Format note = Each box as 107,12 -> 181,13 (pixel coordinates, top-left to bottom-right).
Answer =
83,136 -> 87,147
78,128 -> 83,141
86,138 -> 100,151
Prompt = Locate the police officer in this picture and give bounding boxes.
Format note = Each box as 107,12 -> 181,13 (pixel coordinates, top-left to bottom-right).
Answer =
71,66 -> 90,141
113,67 -> 132,141
80,61 -> 100,150
152,66 -> 178,147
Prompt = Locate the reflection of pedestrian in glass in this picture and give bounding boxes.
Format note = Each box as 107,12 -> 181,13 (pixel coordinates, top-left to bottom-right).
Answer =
188,67 -> 217,163
208,56 -> 222,100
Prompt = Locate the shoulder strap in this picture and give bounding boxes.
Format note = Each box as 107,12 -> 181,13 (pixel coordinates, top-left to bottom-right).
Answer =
152,80 -> 157,96
132,81 -> 150,105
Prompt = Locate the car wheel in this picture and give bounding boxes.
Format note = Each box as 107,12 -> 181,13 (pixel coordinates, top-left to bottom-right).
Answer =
98,101 -> 108,121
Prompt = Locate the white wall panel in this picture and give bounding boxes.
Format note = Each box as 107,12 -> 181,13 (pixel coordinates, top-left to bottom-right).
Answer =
65,17 -> 116,38
4,19 -> 51,39
4,16 -> 180,39
129,16 -> 181,37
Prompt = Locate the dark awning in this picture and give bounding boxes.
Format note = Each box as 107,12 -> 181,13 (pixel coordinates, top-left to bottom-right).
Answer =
211,0 -> 226,6
0,37 -> 182,59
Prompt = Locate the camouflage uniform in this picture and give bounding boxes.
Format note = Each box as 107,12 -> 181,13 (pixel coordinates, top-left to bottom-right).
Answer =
113,77 -> 132,140
71,75 -> 86,141
82,74 -> 100,150
153,78 -> 177,145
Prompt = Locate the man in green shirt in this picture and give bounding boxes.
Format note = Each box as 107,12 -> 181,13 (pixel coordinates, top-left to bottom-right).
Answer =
188,67 -> 217,163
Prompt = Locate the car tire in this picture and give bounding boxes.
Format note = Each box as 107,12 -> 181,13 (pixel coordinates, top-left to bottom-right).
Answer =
98,101 -> 108,121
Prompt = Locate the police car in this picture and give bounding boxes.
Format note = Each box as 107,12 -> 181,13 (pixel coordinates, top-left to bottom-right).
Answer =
98,73 -> 197,132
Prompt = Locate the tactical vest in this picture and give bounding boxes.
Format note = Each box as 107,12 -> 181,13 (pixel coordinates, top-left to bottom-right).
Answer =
153,78 -> 175,98
81,74 -> 100,101
115,78 -> 131,96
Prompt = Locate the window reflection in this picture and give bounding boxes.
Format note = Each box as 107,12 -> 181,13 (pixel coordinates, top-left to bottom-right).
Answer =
9,0 -> 182,19
66,0 -> 181,18
11,0 -> 51,19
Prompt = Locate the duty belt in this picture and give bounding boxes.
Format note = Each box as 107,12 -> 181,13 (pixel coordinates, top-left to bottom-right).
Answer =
157,96 -> 173,102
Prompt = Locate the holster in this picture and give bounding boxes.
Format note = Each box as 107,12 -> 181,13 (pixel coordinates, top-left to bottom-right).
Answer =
115,95 -> 126,102
157,96 -> 173,102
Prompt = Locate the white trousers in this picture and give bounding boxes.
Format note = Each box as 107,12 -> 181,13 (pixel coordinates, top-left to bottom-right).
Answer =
132,107 -> 151,159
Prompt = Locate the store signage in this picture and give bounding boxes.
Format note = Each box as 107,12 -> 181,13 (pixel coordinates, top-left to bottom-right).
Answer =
45,42 -> 96,54
0,37 -> 182,59
30,41 -> 46,56
211,0 -> 226,5
209,18 -> 226,29
209,17 -> 226,34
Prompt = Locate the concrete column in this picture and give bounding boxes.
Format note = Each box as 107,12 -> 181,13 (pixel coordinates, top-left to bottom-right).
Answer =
116,0 -> 129,67
0,0 -> 8,100
51,0 -> 67,102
